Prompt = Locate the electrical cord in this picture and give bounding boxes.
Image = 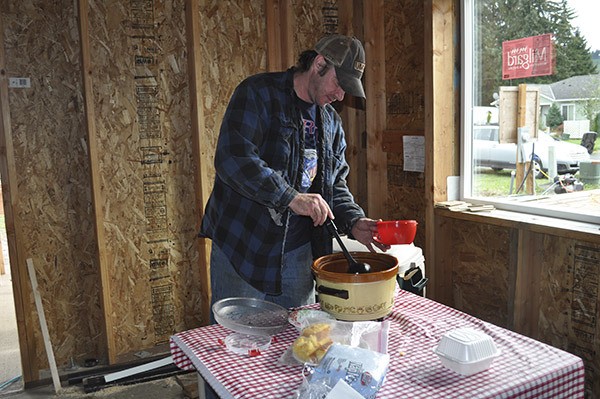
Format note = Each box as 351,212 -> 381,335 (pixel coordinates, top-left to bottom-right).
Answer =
514,143 -> 535,195
0,375 -> 21,391
537,166 -> 551,180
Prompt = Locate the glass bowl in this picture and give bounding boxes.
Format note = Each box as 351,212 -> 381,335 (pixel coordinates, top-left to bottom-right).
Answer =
212,297 -> 289,336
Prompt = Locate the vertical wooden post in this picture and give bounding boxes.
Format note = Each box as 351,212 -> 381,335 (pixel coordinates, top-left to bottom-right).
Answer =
0,186 -> 4,274
425,0 -> 459,301
265,0 -> 294,72
0,12 -> 37,382
516,84 -> 534,194
512,230 -> 542,337
77,0 -> 116,363
363,0 -> 387,218
265,0 -> 283,71
433,215 -> 454,306
185,0 -> 212,325
337,0 -> 367,208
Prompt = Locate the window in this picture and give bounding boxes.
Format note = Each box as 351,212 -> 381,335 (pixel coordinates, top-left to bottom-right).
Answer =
461,0 -> 600,223
561,104 -> 574,120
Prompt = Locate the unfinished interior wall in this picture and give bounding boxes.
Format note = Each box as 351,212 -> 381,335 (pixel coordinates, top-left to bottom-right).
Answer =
0,1 -> 102,381
537,236 -> 600,398
292,0 -> 324,55
84,0 -> 203,361
436,214 -> 600,397
0,0 -> 351,384
449,221 -> 512,326
198,0 -> 268,188
335,1 -> 368,210
383,0 -> 426,247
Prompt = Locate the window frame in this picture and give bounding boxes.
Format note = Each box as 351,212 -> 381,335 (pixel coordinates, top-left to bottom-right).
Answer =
561,104 -> 575,120
460,0 -> 600,225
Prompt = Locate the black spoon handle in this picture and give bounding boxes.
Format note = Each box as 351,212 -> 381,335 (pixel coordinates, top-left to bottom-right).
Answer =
325,219 -> 371,274
325,219 -> 357,262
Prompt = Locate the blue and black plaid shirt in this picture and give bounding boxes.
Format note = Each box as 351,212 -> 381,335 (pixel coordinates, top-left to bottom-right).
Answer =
200,68 -> 365,294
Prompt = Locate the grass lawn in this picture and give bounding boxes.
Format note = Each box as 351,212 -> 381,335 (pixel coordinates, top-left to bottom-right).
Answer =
473,133 -> 600,197
473,167 -> 600,197
563,137 -> 599,152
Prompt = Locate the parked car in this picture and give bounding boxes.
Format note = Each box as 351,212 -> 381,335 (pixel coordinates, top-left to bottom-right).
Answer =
473,125 -> 590,178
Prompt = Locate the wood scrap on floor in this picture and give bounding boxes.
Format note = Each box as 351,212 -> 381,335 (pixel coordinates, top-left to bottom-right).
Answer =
174,372 -> 199,399
26,258 -> 62,394
81,357 -> 187,393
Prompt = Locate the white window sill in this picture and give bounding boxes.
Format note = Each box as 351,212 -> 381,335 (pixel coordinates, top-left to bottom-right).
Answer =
435,206 -> 600,241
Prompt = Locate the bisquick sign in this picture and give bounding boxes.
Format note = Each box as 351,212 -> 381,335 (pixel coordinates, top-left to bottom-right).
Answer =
502,34 -> 554,80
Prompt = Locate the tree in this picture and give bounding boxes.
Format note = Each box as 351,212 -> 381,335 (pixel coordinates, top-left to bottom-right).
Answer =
583,75 -> 600,133
556,30 -> 597,80
593,113 -> 600,133
546,103 -> 563,130
477,0 -> 597,104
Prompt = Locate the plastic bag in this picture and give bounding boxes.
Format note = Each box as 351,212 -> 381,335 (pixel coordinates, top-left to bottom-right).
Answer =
279,319 -> 390,366
288,309 -> 335,331
293,344 -> 390,399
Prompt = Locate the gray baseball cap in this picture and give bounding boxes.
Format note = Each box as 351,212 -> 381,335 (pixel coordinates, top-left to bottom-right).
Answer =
314,34 -> 366,98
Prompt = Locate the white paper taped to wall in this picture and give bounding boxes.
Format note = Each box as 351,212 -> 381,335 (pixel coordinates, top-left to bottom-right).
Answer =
403,135 -> 425,172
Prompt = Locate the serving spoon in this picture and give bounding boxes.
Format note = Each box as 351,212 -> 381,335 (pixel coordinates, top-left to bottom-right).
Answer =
325,218 -> 371,274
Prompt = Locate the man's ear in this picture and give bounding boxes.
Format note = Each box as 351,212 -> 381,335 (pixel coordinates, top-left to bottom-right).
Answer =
314,54 -> 327,72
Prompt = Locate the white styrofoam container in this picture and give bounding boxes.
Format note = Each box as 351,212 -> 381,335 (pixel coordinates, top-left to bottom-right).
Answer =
434,327 -> 500,376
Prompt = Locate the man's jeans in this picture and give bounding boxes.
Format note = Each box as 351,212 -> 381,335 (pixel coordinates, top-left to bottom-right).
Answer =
209,242 -> 316,323
204,242 -> 315,398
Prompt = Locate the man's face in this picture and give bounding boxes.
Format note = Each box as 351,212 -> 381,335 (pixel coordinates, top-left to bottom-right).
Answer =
309,57 -> 346,106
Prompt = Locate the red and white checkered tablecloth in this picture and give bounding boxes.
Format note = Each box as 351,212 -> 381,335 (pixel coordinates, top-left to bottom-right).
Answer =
170,290 -> 585,399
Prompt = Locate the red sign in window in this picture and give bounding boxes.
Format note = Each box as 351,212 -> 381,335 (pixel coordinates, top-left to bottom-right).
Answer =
502,34 -> 554,80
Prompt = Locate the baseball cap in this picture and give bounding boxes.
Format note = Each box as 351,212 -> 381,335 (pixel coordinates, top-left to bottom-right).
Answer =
314,34 -> 366,98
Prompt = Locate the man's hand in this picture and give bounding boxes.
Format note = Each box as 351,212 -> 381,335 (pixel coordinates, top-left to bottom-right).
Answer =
351,218 -> 391,252
288,193 -> 334,226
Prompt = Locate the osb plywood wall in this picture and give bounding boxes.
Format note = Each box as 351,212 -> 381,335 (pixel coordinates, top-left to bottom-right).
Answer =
198,0 -> 267,186
445,218 -> 600,397
197,0 -> 327,186
86,0 -> 202,356
1,0 -> 103,375
384,0 -> 426,247
293,0 -> 326,55
450,221 -> 511,326
1,0 -> 345,381
537,237 -> 600,398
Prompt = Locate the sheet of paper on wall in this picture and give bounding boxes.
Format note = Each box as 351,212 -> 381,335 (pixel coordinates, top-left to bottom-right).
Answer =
403,135 -> 425,172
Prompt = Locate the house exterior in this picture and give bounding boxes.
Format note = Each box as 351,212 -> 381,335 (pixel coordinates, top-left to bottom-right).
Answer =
531,74 -> 600,138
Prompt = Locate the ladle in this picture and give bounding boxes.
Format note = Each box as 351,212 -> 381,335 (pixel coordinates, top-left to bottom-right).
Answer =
325,219 -> 371,274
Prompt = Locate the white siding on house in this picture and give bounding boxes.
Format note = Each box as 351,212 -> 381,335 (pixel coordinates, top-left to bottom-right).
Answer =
563,120 -> 590,138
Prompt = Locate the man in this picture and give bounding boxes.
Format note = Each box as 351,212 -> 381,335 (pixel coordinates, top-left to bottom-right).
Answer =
200,34 -> 389,317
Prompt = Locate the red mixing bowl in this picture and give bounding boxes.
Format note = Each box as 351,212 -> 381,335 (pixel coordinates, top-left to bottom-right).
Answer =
375,220 -> 417,245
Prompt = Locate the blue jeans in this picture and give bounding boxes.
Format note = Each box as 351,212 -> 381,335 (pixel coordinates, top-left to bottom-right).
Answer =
205,242 -> 315,399
209,242 -> 316,323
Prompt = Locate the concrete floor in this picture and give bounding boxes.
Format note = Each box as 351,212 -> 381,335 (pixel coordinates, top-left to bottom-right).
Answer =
0,218 -> 23,397
2,375 -> 192,398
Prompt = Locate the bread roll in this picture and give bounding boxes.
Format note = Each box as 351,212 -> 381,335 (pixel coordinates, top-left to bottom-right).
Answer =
292,323 -> 333,364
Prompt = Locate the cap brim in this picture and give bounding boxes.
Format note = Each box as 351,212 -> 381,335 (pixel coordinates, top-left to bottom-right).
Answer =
336,67 -> 366,98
